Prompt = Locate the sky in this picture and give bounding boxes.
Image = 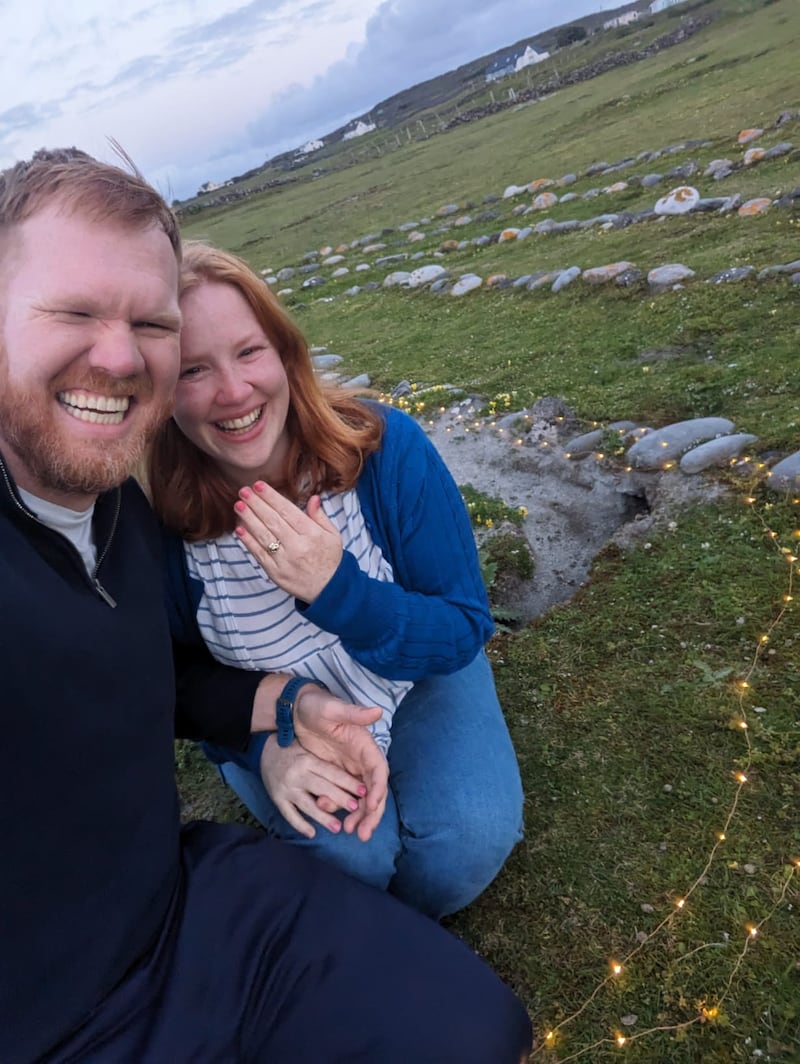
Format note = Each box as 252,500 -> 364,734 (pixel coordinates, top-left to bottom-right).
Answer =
1,0 -> 607,202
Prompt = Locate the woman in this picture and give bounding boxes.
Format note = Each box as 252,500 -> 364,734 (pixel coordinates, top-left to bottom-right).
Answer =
149,242 -> 523,918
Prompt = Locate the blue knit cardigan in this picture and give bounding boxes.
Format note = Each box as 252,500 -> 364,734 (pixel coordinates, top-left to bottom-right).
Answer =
165,402 -> 493,758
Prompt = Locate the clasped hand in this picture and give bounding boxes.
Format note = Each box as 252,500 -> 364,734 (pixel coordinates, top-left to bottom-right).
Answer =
234,481 -> 342,603
260,683 -> 388,843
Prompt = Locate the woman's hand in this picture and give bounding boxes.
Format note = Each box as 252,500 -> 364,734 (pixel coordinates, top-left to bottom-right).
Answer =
259,738 -> 368,839
234,482 -> 342,602
291,684 -> 389,841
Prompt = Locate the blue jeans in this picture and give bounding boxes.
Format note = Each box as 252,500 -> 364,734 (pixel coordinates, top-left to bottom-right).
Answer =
215,651 -> 524,919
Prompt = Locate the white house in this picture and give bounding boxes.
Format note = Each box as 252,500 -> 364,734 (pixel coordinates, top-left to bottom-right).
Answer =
297,139 -> 323,156
650,0 -> 688,11
603,10 -> 641,28
515,45 -> 550,71
343,120 -> 376,141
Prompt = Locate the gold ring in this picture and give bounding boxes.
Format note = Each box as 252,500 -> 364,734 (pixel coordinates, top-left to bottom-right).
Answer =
267,540 -> 281,555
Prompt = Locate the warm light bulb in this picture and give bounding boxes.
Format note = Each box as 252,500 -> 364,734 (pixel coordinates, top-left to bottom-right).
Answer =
748,926 -> 758,938
738,721 -> 749,729
616,1034 -> 627,1047
737,773 -> 748,784
717,832 -> 726,841
676,898 -> 685,909
611,962 -> 622,976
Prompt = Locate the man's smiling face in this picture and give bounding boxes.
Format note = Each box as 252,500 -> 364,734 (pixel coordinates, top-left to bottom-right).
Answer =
0,205 -> 181,509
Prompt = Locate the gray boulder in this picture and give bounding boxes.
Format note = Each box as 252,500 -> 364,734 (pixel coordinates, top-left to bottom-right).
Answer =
680,434 -> 758,474
627,418 -> 734,469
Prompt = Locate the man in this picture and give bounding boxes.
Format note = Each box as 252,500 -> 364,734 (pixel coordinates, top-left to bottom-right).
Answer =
0,148 -> 532,1063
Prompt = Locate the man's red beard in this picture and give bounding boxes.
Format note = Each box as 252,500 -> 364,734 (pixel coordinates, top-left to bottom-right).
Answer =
0,365 -> 173,498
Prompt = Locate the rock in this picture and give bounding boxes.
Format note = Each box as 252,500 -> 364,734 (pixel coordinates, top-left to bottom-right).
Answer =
641,173 -> 663,188
516,227 -> 533,241
582,188 -> 602,199
408,265 -> 448,288
407,231 -> 426,243
355,263 -> 371,272
482,193 -> 500,204
743,147 -> 765,166
647,263 -> 695,288
513,274 -> 534,288
302,251 -> 319,263
382,271 -> 411,288
475,210 -> 501,222
763,141 -> 793,160
534,218 -> 557,234
680,434 -> 758,473
276,267 -> 295,281
356,232 -> 382,245
343,286 -> 362,296
301,275 -> 327,289
565,428 -> 605,457
502,184 -> 527,199
374,254 -> 407,267
557,173 -> 577,186
397,222 -> 419,232
331,267 -> 350,278
362,281 -> 380,292
766,452 -> 800,491
528,178 -> 554,193
559,192 -> 578,203
757,259 -> 800,279
737,198 -> 772,216
712,164 -> 735,181
276,288 -> 292,297
409,252 -> 425,261
486,274 -> 511,288
552,219 -> 582,235
440,240 -> 460,252
718,193 -> 742,214
627,418 -> 735,469
737,128 -> 763,144
451,274 -> 483,297
583,261 -> 636,284
532,192 -> 558,211
654,186 -> 700,215
706,266 -> 755,284
436,203 -> 459,216
454,215 -> 473,227
605,181 -> 629,194
472,235 -> 491,247
299,263 -> 319,275
693,197 -> 729,213
429,278 -> 452,294
362,243 -> 387,254
585,161 -> 611,176
615,267 -> 644,287
343,373 -> 370,389
319,245 -> 332,256
498,228 -> 520,243
511,203 -> 530,216
311,354 -> 343,370
665,161 -> 698,180
704,158 -> 733,177
527,271 -> 562,290
552,266 -> 581,293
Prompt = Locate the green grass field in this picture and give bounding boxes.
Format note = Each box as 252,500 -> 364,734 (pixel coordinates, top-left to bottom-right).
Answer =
177,1 -> 799,1058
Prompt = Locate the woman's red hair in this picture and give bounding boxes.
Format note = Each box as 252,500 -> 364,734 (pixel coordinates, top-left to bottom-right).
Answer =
147,241 -> 383,541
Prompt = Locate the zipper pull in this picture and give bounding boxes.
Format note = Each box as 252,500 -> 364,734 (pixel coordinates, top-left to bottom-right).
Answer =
94,578 -> 117,608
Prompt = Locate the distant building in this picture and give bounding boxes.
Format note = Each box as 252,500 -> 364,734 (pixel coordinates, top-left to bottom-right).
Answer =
486,43 -> 549,82
649,0 -> 688,11
515,45 -> 550,71
297,139 -> 323,156
343,120 -> 376,140
603,10 -> 641,29
197,179 -> 232,195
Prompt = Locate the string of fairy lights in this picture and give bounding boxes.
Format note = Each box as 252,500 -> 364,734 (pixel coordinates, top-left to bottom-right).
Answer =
389,391 -> 799,1059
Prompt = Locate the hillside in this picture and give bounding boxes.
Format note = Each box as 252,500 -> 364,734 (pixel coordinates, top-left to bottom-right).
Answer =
176,0 -> 692,212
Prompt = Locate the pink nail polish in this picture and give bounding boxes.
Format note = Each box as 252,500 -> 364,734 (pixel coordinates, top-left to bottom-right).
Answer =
240,487 -> 251,500
347,799 -> 358,811
234,526 -> 245,537
234,500 -> 245,514
357,785 -> 367,797
254,480 -> 266,492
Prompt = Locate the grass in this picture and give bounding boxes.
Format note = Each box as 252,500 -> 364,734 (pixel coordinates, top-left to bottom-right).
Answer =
176,1 -> 800,1058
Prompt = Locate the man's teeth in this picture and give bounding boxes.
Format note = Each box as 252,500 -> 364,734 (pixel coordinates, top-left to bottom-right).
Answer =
59,392 -> 130,424
217,407 -> 263,432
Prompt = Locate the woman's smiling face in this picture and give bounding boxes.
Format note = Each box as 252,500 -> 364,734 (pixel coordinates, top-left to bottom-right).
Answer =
173,280 -> 291,488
